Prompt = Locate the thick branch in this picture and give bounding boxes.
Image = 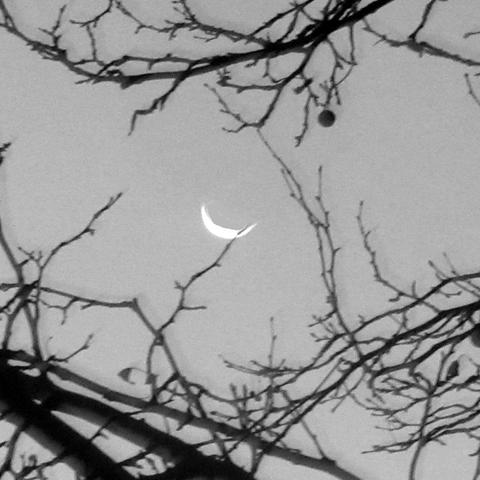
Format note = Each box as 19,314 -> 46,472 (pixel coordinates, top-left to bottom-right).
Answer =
0,360 -> 135,480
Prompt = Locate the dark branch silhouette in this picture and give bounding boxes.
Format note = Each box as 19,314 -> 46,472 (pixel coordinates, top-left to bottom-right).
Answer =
1,2 -> 480,479
0,128 -> 479,479
1,1 -> 479,141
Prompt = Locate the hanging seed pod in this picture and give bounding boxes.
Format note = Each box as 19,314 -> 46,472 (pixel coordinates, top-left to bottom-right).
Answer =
318,109 -> 335,127
470,324 -> 480,347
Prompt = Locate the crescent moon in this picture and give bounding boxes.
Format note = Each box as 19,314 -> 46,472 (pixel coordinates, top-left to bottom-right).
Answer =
201,205 -> 256,240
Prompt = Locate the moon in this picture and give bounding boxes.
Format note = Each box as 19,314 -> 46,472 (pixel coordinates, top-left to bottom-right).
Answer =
201,205 -> 256,240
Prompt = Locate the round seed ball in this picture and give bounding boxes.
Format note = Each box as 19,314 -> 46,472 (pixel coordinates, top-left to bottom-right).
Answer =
470,324 -> 480,347
318,109 -> 335,127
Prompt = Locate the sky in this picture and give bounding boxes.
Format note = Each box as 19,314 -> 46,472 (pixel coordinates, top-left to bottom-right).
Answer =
1,2 -> 480,480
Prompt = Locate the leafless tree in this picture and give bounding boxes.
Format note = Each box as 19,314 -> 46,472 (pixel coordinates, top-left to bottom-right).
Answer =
1,128 -> 480,480
2,2 -> 480,479
1,1 -> 479,141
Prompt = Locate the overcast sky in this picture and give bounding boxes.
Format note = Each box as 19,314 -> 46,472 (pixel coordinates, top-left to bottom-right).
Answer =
1,2 -> 480,480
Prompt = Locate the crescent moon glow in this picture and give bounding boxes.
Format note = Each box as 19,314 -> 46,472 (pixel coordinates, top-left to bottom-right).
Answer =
201,205 -> 256,240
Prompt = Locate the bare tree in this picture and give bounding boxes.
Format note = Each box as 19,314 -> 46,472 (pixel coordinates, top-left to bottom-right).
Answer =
0,139 -> 366,480
1,1 -> 479,140
1,128 -> 480,479
2,2 -> 480,479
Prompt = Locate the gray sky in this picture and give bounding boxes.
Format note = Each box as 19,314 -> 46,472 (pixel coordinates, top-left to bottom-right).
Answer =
1,2 -> 480,479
